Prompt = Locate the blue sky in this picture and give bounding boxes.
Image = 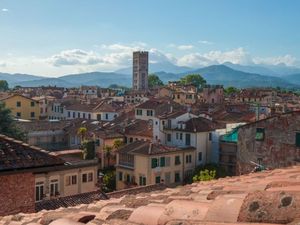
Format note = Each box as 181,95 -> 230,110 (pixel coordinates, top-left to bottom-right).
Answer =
0,0 -> 300,76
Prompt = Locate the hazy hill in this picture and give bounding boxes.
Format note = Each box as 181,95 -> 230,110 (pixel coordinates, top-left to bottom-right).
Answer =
1,64 -> 299,89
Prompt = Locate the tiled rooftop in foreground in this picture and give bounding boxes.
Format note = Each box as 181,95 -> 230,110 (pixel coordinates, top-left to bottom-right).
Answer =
2,165 -> 300,225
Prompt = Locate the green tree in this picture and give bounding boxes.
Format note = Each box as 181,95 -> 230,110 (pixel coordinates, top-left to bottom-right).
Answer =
77,127 -> 87,142
104,145 -> 113,167
0,102 -> 25,140
113,138 -> 124,150
82,140 -> 96,160
192,169 -> 216,182
180,74 -> 206,88
102,170 -> 116,192
148,74 -> 164,88
224,86 -> 239,95
0,80 -> 9,91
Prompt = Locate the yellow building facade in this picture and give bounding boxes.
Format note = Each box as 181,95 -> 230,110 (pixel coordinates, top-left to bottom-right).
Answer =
1,94 -> 40,120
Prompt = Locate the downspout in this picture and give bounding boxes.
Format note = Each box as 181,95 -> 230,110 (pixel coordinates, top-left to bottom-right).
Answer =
182,151 -> 185,185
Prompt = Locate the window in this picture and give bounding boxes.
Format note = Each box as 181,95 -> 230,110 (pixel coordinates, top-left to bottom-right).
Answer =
82,174 -> 87,183
31,101 -> 35,107
175,155 -> 181,165
185,133 -> 191,146
175,172 -> 181,182
255,128 -> 265,141
73,112 -> 75,118
82,172 -> 93,183
139,176 -> 146,186
88,114 -> 91,120
165,172 -> 171,184
35,182 -> 44,201
16,112 -> 21,118
16,101 -> 21,107
180,133 -> 183,140
186,154 -> 192,163
209,132 -> 212,141
167,133 -> 171,142
136,109 -> 143,116
72,175 -> 77,184
68,111 -> 71,118
97,114 -> 101,121
165,157 -> 171,167
176,133 -> 179,140
129,137 -> 133,143
118,171 -> 123,181
160,157 -> 165,167
147,110 -> 153,116
31,112 -> 35,118
88,172 -> 93,182
126,174 -> 130,182
151,158 -> 158,168
105,114 -> 108,120
83,113 -> 86,119
78,112 -> 80,118
50,179 -> 59,197
155,176 -> 161,184
66,175 -> 77,186
198,152 -> 203,161
296,132 -> 300,147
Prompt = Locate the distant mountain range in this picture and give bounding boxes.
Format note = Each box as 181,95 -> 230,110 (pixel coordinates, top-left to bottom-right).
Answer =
1,63 -> 300,89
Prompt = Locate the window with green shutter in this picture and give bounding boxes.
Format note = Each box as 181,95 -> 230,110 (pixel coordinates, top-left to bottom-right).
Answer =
296,132 -> 300,147
142,177 -> 146,185
160,157 -> 165,167
151,158 -> 158,168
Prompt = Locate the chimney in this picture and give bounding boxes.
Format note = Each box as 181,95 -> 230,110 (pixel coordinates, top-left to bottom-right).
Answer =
148,142 -> 153,154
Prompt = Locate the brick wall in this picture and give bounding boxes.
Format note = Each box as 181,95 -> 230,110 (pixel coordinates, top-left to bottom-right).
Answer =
0,172 -> 35,216
237,112 -> 300,175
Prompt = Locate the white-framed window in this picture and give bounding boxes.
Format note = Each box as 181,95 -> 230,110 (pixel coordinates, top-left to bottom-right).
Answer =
82,172 -> 93,183
35,181 -> 44,202
66,175 -> 77,186
50,179 -> 59,197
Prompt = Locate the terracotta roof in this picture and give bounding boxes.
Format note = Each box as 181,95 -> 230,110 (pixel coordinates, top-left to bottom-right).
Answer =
117,140 -> 195,155
0,134 -> 65,172
158,110 -> 187,119
4,165 -> 300,224
35,190 -> 108,212
16,120 -> 71,132
168,117 -> 219,133
124,119 -> 153,138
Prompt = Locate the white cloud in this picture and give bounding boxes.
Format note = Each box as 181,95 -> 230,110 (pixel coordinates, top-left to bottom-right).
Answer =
199,40 -> 214,45
253,54 -> 299,67
168,44 -> 194,50
46,49 -> 103,67
177,48 -> 253,67
1,43 -> 300,77
1,8 -> 8,12
177,45 -> 194,50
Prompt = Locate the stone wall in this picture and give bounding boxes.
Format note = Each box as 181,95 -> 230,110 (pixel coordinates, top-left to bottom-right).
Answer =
237,112 -> 300,175
0,172 -> 35,216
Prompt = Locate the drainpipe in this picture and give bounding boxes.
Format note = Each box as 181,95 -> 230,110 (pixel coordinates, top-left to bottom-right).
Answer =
182,151 -> 185,185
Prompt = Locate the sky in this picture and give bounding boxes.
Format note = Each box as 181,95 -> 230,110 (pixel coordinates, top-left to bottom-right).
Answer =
0,0 -> 300,77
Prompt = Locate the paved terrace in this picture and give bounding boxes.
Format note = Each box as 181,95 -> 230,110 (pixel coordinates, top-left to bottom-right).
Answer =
2,165 -> 300,225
